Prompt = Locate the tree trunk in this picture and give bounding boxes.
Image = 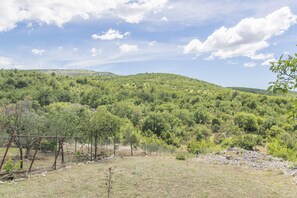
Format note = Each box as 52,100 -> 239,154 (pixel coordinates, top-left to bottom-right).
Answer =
94,134 -> 98,160
61,142 -> 64,164
113,137 -> 116,156
130,143 -> 133,156
25,146 -> 31,159
19,147 -> 23,169
90,137 -> 93,161
75,138 -> 77,153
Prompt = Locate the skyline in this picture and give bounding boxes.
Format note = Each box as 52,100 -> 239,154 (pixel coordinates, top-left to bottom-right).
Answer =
0,0 -> 297,89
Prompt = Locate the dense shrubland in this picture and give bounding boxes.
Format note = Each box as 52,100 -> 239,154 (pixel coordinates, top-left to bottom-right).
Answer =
0,69 -> 296,161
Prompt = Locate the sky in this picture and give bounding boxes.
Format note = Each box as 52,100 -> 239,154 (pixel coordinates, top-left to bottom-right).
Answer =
0,0 -> 297,89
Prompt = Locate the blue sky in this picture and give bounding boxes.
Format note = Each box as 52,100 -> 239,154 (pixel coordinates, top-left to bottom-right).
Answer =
0,0 -> 297,89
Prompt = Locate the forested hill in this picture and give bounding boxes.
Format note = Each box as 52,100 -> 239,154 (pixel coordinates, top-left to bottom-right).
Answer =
228,87 -> 269,95
35,69 -> 116,76
229,87 -> 297,95
0,69 -> 296,161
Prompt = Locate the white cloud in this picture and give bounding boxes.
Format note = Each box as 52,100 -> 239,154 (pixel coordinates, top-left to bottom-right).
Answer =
90,47 -> 102,57
184,7 -> 297,61
31,49 -> 46,56
261,58 -> 277,66
119,44 -> 139,53
115,0 -> 168,23
244,62 -> 256,68
26,23 -> 33,28
71,48 -> 79,53
283,51 -> 290,55
0,56 -> 11,66
161,16 -> 168,22
0,57 -> 24,69
92,29 -> 130,40
0,0 -> 168,32
149,41 -> 158,47
227,60 -> 239,65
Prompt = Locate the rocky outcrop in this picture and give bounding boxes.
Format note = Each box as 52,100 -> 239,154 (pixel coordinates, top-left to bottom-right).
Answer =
196,147 -> 297,177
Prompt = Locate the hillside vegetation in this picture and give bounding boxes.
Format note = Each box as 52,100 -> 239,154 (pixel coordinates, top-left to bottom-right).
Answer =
0,69 -> 297,161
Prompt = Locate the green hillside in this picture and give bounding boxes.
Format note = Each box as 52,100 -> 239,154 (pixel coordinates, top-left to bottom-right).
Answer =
35,69 -> 116,76
0,69 -> 296,161
228,87 -> 269,95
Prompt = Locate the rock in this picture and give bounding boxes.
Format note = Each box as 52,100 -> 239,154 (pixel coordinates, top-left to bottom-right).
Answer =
196,147 -> 295,177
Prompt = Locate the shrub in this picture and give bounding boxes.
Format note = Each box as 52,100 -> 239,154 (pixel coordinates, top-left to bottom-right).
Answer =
266,126 -> 285,138
176,153 -> 186,160
3,159 -> 21,173
187,140 -> 216,154
220,138 -> 234,148
213,133 -> 226,144
267,140 -> 297,162
40,140 -> 56,152
234,112 -> 258,132
233,134 -> 261,150
195,125 -> 212,141
141,136 -> 176,153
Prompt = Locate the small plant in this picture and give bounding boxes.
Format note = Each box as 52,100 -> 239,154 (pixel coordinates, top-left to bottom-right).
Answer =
40,140 -> 56,152
75,151 -> 82,162
176,153 -> 186,161
106,167 -> 113,198
3,159 -> 21,174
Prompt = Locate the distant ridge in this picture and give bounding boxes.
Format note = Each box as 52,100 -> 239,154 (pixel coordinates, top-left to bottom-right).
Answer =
228,87 -> 269,95
228,87 -> 297,95
35,69 -> 116,77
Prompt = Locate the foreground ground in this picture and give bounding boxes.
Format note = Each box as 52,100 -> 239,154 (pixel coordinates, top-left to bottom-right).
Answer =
0,156 -> 296,198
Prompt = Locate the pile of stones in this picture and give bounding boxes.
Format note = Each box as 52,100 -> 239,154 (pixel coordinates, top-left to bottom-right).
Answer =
197,147 -> 297,177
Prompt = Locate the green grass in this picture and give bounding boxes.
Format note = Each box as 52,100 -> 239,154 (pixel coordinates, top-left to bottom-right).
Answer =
0,156 -> 296,197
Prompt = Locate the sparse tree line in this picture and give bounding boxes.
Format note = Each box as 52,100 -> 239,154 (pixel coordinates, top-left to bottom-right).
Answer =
0,68 -> 296,162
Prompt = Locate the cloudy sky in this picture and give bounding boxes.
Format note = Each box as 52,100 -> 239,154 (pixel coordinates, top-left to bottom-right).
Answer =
0,0 -> 297,88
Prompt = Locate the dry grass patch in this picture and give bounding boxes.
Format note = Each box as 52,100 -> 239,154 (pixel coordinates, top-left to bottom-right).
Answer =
0,156 -> 296,198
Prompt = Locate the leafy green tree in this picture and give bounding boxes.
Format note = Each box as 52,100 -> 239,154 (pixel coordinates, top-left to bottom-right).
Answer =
90,107 -> 121,158
233,134 -> 261,150
142,112 -> 170,137
269,53 -> 297,93
194,109 -> 210,124
269,52 -> 297,120
234,112 -> 258,133
121,120 -> 140,156
0,100 -> 42,167
44,102 -> 82,138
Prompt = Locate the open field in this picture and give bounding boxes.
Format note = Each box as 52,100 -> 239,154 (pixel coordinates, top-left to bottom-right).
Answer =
0,156 -> 296,198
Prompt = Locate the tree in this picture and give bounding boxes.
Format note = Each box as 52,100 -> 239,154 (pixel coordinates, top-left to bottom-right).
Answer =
142,112 -> 170,137
234,112 -> 258,133
269,53 -> 297,93
90,107 -> 121,158
0,100 -> 42,168
269,52 -> 297,120
121,120 -> 140,156
44,103 -> 83,138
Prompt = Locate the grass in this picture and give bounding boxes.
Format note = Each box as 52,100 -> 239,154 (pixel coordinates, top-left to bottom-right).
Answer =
0,156 -> 296,198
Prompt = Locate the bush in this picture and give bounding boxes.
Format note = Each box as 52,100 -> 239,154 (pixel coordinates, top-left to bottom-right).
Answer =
195,125 -> 212,141
233,134 -> 261,150
213,133 -> 226,144
176,153 -> 186,160
267,140 -> 297,162
234,112 -> 258,132
187,140 -> 217,154
266,126 -> 285,138
3,159 -> 21,173
141,136 -> 176,153
220,138 -> 234,148
40,140 -> 56,152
